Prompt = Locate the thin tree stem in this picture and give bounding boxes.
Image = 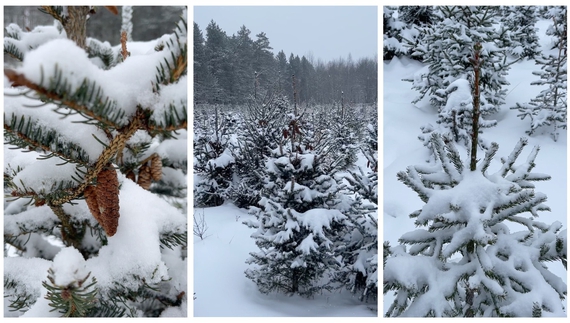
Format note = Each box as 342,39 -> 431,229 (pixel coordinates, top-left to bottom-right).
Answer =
470,42 -> 482,171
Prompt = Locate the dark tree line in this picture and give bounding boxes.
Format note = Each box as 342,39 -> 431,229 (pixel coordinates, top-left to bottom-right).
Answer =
194,20 -> 378,106
4,6 -> 184,46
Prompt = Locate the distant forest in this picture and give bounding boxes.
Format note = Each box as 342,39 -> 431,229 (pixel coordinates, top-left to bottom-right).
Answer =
4,6 -> 184,45
194,20 -> 378,106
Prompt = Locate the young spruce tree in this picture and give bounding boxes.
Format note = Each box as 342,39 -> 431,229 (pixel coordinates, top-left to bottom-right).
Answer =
4,6 -> 187,317
243,77 -> 355,297
229,90 -> 290,208
500,6 -> 540,60
193,104 -> 237,207
384,43 -> 567,317
406,6 -> 517,151
511,6 -> 567,141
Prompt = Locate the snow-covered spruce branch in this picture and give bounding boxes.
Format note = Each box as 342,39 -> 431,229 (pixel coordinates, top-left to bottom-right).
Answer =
4,7 -> 188,317
5,68 -> 128,129
4,112 -> 93,166
152,17 -> 187,89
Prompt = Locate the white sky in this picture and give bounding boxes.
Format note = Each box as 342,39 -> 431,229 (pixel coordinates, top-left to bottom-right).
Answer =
193,5 -> 378,64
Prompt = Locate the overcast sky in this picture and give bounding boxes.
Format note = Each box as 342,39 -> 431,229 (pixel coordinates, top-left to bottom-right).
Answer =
193,6 -> 378,64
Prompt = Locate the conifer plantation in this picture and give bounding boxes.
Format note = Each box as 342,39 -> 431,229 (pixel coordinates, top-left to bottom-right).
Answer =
384,5 -> 566,317
193,15 -> 378,314
4,6 -> 187,317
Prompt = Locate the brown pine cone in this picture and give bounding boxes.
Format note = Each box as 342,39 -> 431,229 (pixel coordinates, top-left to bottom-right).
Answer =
126,170 -> 136,182
137,164 -> 152,190
150,154 -> 162,181
84,185 -> 102,225
95,166 -> 120,236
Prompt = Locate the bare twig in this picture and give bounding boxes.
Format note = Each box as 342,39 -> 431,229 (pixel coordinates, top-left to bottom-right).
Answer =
193,209 -> 209,240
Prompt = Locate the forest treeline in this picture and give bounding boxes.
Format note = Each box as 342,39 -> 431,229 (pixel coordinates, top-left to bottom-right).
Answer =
3,6 -> 184,45
194,20 -> 378,105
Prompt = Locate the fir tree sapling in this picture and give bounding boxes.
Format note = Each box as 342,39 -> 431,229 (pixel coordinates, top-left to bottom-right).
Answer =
243,78 -> 375,297
243,109 -> 348,297
385,40 -> 566,317
500,6 -> 541,60
385,134 -> 566,317
229,91 -> 290,208
193,105 -> 237,207
511,6 -> 567,141
345,108 -> 378,204
336,107 -> 379,303
405,6 -> 515,141
4,6 -> 187,317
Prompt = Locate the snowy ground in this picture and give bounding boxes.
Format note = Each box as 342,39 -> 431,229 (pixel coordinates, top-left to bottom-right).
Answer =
382,18 -> 567,315
192,204 -> 375,317
192,154 -> 377,317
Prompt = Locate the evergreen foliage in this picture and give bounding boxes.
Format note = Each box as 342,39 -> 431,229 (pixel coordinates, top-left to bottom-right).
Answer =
229,92 -> 290,208
327,95 -> 365,171
333,193 -> 378,302
242,93 -> 369,297
193,105 -> 237,207
42,251 -> 98,317
417,43 -> 496,157
399,6 -> 435,26
511,6 -> 567,141
500,6 -> 541,60
383,6 -> 405,60
243,147 -> 347,296
4,6 -> 187,317
345,108 -> 378,204
193,20 -> 377,106
405,6 -> 513,113
192,10 -> 378,311
397,6 -> 436,61
384,133 -> 566,317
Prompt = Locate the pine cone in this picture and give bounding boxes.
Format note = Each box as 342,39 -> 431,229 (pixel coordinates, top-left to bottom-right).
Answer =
95,166 -> 120,236
84,185 -> 102,225
126,170 -> 136,182
150,154 -> 162,181
137,164 -> 152,190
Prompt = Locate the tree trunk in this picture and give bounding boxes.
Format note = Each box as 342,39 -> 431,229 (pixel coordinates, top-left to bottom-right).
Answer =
65,6 -> 90,49
470,43 -> 482,171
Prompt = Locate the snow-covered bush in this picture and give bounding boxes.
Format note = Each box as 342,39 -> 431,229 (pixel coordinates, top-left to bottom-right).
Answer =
383,6 -> 406,60
4,6 -> 187,317
333,193 -> 378,302
193,104 -> 238,207
384,133 -> 567,317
